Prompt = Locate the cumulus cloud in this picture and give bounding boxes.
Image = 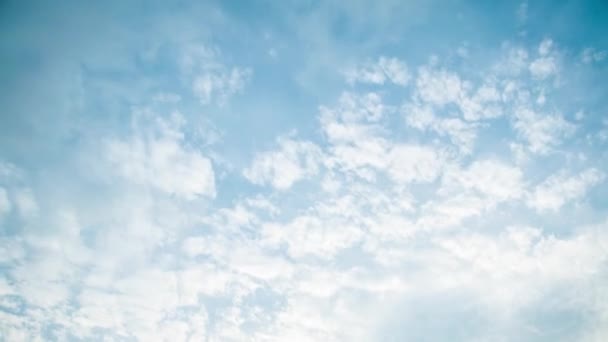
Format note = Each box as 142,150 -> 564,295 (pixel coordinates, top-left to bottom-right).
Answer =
178,43 -> 252,105
513,107 -> 575,154
529,39 -> 559,79
244,136 -> 323,190
106,110 -> 216,199
404,103 -> 477,153
527,168 -> 605,211
416,159 -> 525,230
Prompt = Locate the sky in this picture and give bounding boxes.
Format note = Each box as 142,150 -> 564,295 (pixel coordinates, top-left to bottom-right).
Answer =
1,0 -> 608,341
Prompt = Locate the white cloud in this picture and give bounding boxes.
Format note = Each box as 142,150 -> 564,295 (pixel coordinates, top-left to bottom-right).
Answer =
529,39 -> 558,79
459,83 -> 503,121
432,223 -> 608,310
262,215 -> 363,260
527,168 -> 605,211
323,92 -> 387,127
378,57 -> 411,86
193,67 -> 251,105
2,29 -> 607,342
404,64 -> 505,154
538,38 -> 553,56
244,136 -> 323,190
417,193 -> 489,230
416,160 -> 524,230
529,56 -> 557,79
106,111 -> 216,199
387,144 -> 444,184
319,92 -> 403,181
415,67 -> 465,106
582,47 -> 607,64
513,107 -> 575,154
344,56 -> 410,86
319,93 -> 450,184
319,93 -> 389,178
177,43 -> 251,105
496,47 -> 529,75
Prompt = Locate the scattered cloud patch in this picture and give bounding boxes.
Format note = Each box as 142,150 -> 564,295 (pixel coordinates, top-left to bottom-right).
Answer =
527,168 -> 605,211
529,39 -> 558,79
512,108 -> 575,154
244,136 -> 323,190
193,67 -> 251,105
106,111 -> 216,199
345,57 -> 410,86
581,47 -> 607,64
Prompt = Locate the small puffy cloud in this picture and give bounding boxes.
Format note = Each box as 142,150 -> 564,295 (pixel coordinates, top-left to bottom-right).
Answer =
320,93 -> 449,183
244,137 -> 323,190
496,47 -> 529,75
459,83 -> 503,121
513,108 -> 575,154
345,56 -> 410,86
415,67 -> 465,106
320,92 -> 387,146
444,160 -> 525,201
404,103 -> 477,153
411,65 -> 503,133
318,92 -> 398,181
527,168 -> 605,211
106,111 -> 215,199
529,57 -> 557,79
178,43 -> 251,105
581,47 -> 607,64
538,38 -> 553,56
529,39 -> 558,79
193,67 -> 251,105
379,57 -> 411,86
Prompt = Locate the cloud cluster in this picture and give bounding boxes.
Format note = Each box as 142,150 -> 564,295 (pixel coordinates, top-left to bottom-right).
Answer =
0,5 -> 607,341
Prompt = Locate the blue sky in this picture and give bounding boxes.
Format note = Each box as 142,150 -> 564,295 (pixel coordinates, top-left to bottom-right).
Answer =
1,0 -> 608,341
